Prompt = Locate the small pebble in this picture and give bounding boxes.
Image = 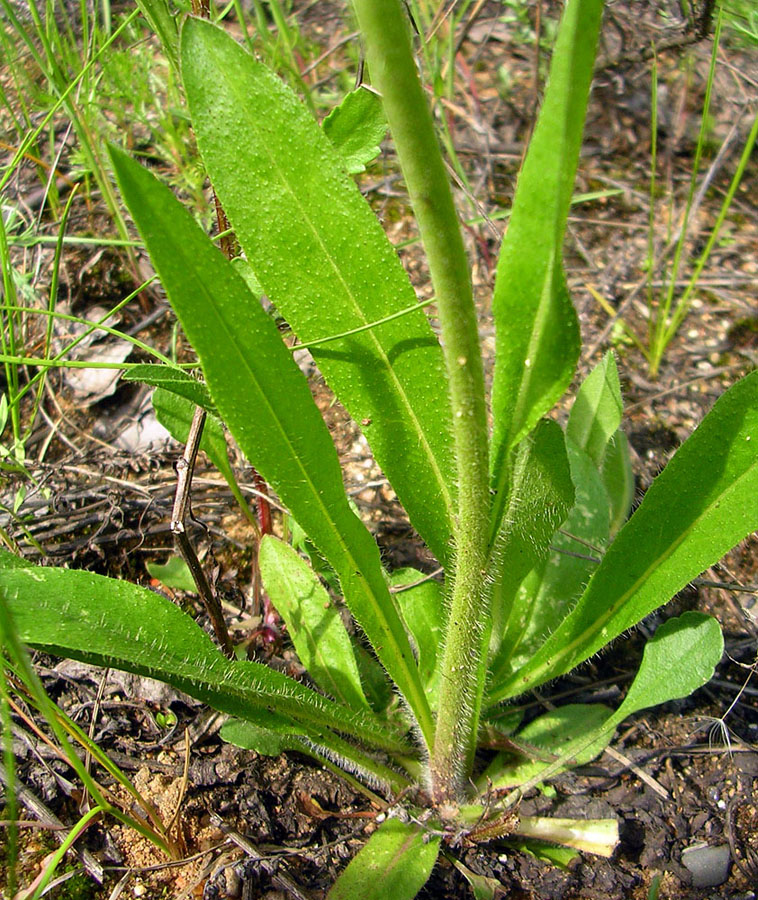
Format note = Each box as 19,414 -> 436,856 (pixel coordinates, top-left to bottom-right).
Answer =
681,842 -> 730,888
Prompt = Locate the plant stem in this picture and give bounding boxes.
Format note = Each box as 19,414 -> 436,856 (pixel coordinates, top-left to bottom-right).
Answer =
352,0 -> 491,804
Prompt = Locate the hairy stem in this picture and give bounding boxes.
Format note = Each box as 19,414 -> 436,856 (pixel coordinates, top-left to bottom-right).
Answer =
352,0 -> 491,803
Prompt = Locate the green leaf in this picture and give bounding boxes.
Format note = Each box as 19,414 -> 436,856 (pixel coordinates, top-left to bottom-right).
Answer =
602,430 -> 635,537
478,704 -> 613,793
608,612 -> 723,727
490,438 -> 608,690
450,859 -> 503,900
327,818 -> 440,900
146,556 -> 196,593
510,843 -> 578,868
488,419 -> 574,657
230,257 -> 263,297
108,145 -> 433,746
220,712 -> 411,793
222,716 -> 296,756
490,0 -> 603,512
488,616 -> 721,802
322,86 -> 387,174
180,18 -> 456,568
566,352 -> 623,469
259,536 -> 368,709
0,565 -> 409,753
122,365 -> 215,413
390,569 -> 444,701
0,550 -> 33,569
494,370 -> 758,701
353,640 -> 393,713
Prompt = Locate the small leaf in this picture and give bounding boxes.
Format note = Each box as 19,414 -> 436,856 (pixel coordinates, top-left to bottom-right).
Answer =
491,438 -> 608,690
146,556 -> 196,593
353,640 -> 393,713
566,352 -> 623,469
450,858 -> 503,900
391,568 -> 444,700
230,257 -> 263,297
122,365 -> 214,412
609,612 -> 723,727
322,86 -> 387,174
220,712 -> 410,793
259,535 -> 368,709
222,716 -> 295,756
509,842 -> 578,868
479,704 -> 613,793
327,818 -> 440,900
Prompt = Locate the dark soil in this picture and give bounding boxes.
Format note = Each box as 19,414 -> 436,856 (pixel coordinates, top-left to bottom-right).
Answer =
2,1 -> 758,898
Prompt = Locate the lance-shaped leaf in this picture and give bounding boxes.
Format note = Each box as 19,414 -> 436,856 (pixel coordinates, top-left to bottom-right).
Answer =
478,704 -> 613,793
108,146 -> 434,746
493,371 -> 758,702
0,565 -> 410,753
259,536 -> 368,710
487,419 -> 574,660
391,569 -> 445,702
490,0 -> 604,526
180,18 -> 455,567
490,437 -> 609,689
327,817 -> 440,900
602,430 -> 635,537
221,713 -> 411,794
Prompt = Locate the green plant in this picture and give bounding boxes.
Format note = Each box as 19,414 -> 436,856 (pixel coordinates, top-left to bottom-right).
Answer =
0,0 -> 140,256
2,1 -> 757,895
602,7 -> 758,377
723,0 -> 758,46
1,591 -> 181,899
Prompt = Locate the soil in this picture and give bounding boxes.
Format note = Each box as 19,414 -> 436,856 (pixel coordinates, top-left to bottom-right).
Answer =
2,1 -> 758,898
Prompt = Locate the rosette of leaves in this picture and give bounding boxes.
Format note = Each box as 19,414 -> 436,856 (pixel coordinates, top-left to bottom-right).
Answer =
2,1 -> 754,895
